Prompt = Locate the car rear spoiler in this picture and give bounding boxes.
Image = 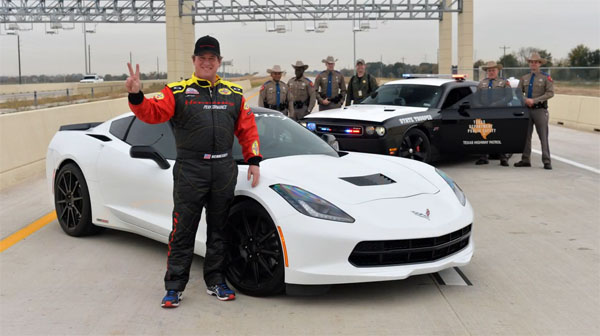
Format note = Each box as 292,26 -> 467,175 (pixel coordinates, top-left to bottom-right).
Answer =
59,122 -> 102,131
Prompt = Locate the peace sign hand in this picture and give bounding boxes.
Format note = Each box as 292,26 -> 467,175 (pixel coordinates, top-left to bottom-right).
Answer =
126,62 -> 141,93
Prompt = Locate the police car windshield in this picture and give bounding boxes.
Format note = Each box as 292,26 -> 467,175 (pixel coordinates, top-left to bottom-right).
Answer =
360,84 -> 443,108
233,111 -> 339,161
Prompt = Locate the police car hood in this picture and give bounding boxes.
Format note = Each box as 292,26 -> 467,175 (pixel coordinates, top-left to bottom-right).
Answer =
263,152 -> 439,205
305,104 -> 429,123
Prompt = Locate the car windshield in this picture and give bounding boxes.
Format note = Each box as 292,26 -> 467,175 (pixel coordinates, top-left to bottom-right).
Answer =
83,76 -> 96,80
360,84 -> 443,108
233,111 -> 339,162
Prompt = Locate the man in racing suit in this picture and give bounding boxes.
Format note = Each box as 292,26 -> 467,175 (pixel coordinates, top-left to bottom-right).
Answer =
125,35 -> 261,307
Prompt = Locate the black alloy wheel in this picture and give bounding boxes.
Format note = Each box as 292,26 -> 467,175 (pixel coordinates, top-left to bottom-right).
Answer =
399,128 -> 431,163
54,163 -> 99,236
226,200 -> 285,296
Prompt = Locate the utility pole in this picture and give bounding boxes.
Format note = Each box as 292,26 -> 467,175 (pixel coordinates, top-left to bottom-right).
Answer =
88,44 -> 91,73
157,57 -> 160,79
499,45 -> 510,59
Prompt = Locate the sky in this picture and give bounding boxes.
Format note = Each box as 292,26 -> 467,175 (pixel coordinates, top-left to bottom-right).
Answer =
0,0 -> 599,77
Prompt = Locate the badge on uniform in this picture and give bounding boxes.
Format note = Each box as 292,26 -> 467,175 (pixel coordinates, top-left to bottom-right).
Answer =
154,92 -> 164,100
362,80 -> 366,84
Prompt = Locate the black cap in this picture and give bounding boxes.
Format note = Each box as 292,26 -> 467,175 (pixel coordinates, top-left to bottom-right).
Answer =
194,35 -> 220,57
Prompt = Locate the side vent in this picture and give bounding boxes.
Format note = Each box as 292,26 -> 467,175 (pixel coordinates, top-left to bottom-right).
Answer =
340,173 -> 396,186
87,134 -> 112,142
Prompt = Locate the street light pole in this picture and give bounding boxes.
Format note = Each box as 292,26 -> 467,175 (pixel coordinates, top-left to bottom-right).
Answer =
17,34 -> 22,84
83,22 -> 88,74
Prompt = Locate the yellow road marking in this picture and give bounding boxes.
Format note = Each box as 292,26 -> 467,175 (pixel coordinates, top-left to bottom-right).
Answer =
247,90 -> 260,100
0,211 -> 57,253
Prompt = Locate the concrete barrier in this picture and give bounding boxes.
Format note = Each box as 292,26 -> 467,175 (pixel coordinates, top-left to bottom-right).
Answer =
0,79 -> 255,190
549,94 -> 600,132
0,80 -> 166,96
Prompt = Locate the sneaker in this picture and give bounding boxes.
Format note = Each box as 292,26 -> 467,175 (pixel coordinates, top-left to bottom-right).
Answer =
514,161 -> 531,167
207,283 -> 236,301
161,290 -> 182,308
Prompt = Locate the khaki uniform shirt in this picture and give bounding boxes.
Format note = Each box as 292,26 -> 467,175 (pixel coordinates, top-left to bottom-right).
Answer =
477,77 -> 511,89
517,71 -> 554,104
258,80 -> 294,115
314,70 -> 346,105
287,76 -> 316,112
346,73 -> 379,105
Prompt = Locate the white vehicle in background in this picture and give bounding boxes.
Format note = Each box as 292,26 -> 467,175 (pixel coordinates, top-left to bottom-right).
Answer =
46,107 -> 474,296
80,75 -> 104,83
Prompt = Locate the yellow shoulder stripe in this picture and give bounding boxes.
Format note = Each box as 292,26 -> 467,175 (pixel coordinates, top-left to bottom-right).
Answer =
220,80 -> 244,95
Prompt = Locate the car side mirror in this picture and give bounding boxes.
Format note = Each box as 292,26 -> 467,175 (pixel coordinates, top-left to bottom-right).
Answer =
130,145 -> 171,169
458,101 -> 471,116
321,134 -> 339,151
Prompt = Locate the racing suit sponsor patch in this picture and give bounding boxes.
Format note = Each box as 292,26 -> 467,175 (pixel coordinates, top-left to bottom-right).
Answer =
153,92 -> 164,100
185,87 -> 200,95
230,86 -> 243,94
251,140 -> 260,155
218,88 -> 232,95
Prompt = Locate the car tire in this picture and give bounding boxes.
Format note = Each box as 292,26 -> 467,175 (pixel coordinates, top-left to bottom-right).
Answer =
54,163 -> 100,237
226,200 -> 285,296
399,128 -> 431,163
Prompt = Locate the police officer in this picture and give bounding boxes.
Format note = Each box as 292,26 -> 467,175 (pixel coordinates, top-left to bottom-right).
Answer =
126,35 -> 261,306
259,65 -> 294,117
315,56 -> 346,111
514,52 -> 554,170
346,58 -> 378,105
476,61 -> 511,166
287,60 -> 316,120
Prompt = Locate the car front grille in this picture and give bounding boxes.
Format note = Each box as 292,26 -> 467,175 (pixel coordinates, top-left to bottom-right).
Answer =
348,224 -> 472,267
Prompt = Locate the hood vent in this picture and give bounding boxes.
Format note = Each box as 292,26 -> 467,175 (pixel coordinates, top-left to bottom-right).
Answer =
340,173 -> 396,186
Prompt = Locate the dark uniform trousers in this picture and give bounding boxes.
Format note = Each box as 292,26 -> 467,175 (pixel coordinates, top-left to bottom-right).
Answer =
521,107 -> 551,164
166,157 -> 238,291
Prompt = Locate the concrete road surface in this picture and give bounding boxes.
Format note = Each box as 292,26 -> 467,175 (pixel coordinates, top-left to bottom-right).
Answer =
1,84 -> 598,335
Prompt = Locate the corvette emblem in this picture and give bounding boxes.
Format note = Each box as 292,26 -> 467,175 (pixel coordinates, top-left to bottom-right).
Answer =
412,209 -> 431,220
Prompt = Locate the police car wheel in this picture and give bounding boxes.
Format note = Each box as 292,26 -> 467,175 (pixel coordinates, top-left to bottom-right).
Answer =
399,129 -> 431,163
226,200 -> 285,297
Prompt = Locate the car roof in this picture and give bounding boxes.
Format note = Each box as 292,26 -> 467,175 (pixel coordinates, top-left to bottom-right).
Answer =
383,78 -> 456,86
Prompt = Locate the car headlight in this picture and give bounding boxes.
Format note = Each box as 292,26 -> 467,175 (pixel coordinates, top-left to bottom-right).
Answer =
435,169 -> 466,206
365,126 -> 375,135
375,126 -> 386,136
270,184 -> 355,223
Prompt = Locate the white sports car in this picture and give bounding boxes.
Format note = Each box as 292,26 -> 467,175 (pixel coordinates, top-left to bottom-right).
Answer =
46,107 -> 474,296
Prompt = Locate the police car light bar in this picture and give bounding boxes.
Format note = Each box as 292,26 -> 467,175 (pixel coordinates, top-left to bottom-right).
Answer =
452,74 -> 468,81
401,74 -> 468,81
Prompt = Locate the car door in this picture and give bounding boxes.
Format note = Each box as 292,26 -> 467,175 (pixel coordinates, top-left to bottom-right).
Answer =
439,86 -> 530,154
96,117 -> 176,237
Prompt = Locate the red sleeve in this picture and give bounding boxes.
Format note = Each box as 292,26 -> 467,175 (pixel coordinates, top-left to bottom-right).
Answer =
128,86 -> 175,124
234,97 -> 262,162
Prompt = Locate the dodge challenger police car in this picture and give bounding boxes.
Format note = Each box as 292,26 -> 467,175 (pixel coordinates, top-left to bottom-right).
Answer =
301,75 -> 530,163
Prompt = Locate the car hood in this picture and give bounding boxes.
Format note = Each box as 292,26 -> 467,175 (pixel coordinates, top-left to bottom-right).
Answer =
261,152 -> 439,205
304,104 -> 429,123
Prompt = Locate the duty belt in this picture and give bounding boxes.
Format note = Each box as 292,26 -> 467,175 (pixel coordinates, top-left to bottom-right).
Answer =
177,149 -> 232,160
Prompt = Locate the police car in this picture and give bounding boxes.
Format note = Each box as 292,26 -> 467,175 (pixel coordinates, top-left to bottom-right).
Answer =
301,74 -> 530,163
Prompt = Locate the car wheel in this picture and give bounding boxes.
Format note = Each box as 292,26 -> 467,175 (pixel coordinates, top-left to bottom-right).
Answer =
226,200 -> 285,296
399,128 -> 431,163
54,163 -> 100,237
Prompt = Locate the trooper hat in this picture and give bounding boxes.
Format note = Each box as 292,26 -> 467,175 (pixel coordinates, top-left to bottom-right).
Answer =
356,58 -> 365,65
322,56 -> 338,64
527,52 -> 547,64
481,61 -> 503,70
291,60 -> 309,69
267,65 -> 285,74
194,35 -> 221,57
